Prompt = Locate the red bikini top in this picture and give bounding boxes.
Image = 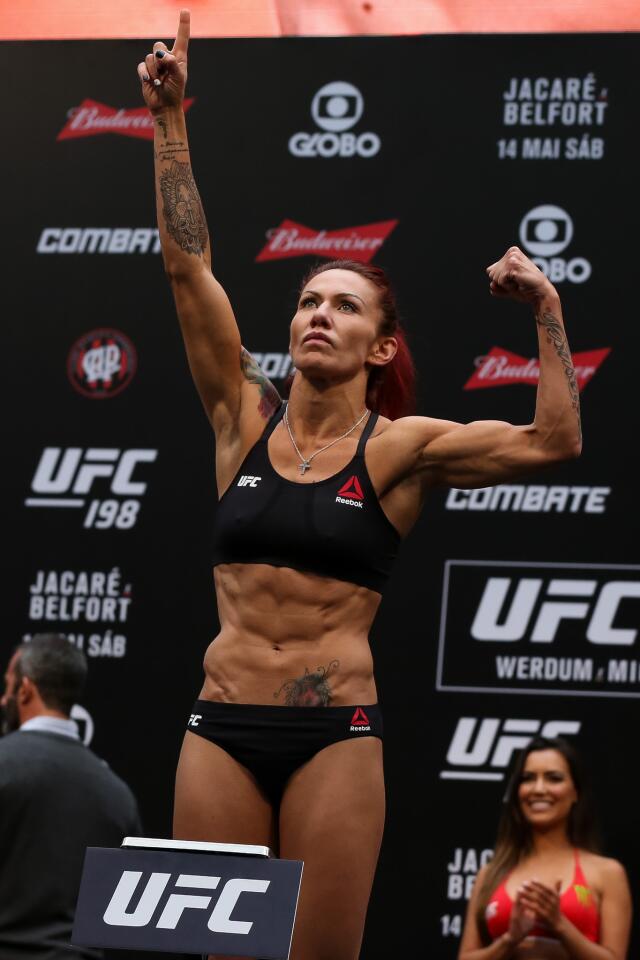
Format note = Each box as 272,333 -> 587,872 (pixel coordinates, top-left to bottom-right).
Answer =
485,849 -> 599,943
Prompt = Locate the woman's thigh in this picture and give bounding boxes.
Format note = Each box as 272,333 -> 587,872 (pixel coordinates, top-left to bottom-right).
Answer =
279,737 -> 385,960
173,730 -> 276,847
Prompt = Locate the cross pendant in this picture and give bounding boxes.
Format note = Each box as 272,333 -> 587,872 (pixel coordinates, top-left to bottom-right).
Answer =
299,461 -> 311,475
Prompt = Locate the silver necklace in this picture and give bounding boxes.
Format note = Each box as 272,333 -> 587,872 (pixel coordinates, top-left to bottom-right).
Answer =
283,403 -> 370,475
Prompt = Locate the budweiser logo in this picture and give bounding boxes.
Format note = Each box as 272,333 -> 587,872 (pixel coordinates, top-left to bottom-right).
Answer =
57,99 -> 195,142
464,346 -> 610,391
255,219 -> 398,264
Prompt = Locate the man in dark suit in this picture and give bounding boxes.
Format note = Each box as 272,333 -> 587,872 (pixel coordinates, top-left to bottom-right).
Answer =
0,633 -> 142,960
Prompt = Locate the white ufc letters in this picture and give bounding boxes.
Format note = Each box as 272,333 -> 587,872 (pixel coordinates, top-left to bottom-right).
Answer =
103,872 -> 270,933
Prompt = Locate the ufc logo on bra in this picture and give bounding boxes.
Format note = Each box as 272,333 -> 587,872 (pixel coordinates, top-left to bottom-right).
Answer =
237,476 -> 261,487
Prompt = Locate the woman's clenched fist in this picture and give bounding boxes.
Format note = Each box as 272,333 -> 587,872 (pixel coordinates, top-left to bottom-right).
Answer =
487,246 -> 555,304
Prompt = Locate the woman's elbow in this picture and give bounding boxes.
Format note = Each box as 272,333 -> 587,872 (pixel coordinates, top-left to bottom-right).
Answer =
165,260 -> 208,287
538,432 -> 582,465
563,438 -> 582,461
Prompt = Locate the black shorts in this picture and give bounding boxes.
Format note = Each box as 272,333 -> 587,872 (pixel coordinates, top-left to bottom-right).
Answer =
186,700 -> 383,804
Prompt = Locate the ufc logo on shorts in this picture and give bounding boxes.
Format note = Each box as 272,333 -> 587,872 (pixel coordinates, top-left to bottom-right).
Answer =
237,475 -> 261,487
31,448 -> 158,496
103,871 -> 269,933
442,717 -> 581,781
472,577 -> 640,645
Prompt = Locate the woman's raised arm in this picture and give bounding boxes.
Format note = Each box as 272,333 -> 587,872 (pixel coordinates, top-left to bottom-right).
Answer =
137,11 -> 279,439
379,247 -> 582,493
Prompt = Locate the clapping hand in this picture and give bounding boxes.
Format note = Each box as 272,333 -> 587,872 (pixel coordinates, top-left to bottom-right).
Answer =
508,887 -> 538,943
518,878 -> 562,933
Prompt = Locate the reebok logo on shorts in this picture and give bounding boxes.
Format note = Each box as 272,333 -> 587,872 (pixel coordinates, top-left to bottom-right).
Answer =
336,475 -> 364,508
350,707 -> 371,732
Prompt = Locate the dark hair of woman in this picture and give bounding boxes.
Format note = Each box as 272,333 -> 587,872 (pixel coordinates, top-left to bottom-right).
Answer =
300,259 -> 416,421
474,736 -> 601,944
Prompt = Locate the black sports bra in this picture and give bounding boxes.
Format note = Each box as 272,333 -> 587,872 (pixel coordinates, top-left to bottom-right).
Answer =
212,403 -> 401,593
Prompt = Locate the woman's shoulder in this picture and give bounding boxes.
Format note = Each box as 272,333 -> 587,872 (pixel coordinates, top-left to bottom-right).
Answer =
470,862 -> 497,900
370,412 -> 391,434
371,413 -> 459,445
577,849 -> 628,886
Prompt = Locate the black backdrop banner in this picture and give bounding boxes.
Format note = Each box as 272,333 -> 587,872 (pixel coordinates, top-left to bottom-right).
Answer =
3,33 -> 639,959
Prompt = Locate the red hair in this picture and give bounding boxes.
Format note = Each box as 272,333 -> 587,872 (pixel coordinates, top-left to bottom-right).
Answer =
300,259 -> 416,420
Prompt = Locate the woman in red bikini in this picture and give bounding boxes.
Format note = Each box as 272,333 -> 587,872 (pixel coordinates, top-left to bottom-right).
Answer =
459,737 -> 632,960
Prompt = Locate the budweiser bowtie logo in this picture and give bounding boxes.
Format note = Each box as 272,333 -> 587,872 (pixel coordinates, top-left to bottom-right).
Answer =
464,346 -> 610,391
256,219 -> 398,264
57,99 -> 195,142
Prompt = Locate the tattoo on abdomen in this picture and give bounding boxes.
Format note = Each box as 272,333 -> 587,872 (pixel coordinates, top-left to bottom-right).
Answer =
159,160 -> 208,256
240,348 -> 281,419
537,311 -> 582,440
274,660 -> 340,707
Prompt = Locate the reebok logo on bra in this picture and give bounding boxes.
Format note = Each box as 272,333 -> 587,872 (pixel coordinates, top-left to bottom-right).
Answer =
237,475 -> 262,488
336,475 -> 364,508
350,707 -> 371,732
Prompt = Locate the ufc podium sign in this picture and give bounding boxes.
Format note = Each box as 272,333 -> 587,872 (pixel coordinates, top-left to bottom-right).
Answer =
73,842 -> 303,957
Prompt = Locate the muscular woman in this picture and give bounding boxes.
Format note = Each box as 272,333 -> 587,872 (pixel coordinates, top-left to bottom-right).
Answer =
137,12 -> 582,960
458,738 -> 631,960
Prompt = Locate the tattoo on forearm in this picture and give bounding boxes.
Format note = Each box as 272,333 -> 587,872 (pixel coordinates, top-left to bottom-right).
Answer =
159,160 -> 208,256
240,348 -> 281,419
155,116 -> 168,140
536,310 -> 582,440
157,139 -> 189,162
274,660 -> 340,707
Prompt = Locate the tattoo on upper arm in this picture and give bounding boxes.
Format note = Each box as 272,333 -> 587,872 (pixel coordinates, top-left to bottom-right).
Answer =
159,160 -> 208,256
240,348 -> 282,419
536,311 -> 582,440
274,660 -> 340,707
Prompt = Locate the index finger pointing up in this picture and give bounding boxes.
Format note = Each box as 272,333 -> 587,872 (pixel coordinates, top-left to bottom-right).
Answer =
172,8 -> 190,56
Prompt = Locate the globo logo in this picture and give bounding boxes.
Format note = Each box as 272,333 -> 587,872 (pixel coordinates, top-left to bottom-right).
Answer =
519,204 -> 591,284
289,81 -> 381,159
